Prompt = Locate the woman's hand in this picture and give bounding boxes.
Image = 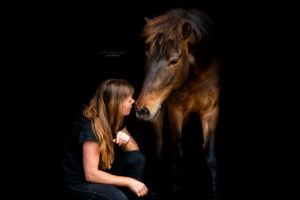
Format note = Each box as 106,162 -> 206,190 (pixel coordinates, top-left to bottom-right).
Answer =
127,177 -> 148,197
113,131 -> 130,146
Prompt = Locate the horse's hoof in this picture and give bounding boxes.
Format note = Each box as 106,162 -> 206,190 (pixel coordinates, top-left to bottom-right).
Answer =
171,183 -> 182,193
171,146 -> 184,161
212,192 -> 221,200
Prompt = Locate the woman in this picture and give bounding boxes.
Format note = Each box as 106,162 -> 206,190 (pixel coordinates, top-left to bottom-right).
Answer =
60,79 -> 148,200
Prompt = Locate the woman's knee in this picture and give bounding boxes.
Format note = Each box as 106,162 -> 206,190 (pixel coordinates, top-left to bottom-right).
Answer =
89,184 -> 128,200
67,183 -> 128,200
105,190 -> 128,200
125,150 -> 146,166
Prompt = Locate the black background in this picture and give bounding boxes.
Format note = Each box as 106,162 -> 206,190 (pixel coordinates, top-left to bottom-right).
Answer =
6,1 -> 293,199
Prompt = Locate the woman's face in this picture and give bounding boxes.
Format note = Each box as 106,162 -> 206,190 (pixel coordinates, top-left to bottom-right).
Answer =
121,96 -> 135,116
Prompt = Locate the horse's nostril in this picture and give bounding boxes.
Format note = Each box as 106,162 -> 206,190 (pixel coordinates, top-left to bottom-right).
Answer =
142,107 -> 150,115
136,107 -> 150,117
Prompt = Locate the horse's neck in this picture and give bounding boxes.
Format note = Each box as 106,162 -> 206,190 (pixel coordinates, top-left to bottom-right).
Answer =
189,56 -> 219,78
185,49 -> 220,92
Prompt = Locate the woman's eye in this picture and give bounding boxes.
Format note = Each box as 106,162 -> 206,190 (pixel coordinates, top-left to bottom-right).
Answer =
169,59 -> 178,66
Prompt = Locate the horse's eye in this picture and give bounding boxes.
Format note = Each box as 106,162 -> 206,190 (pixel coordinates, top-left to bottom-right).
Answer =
169,59 -> 178,66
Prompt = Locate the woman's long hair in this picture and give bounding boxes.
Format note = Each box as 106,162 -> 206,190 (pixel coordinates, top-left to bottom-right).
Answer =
83,79 -> 134,170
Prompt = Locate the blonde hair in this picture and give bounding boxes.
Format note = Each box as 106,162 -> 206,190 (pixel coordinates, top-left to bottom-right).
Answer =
83,79 -> 134,169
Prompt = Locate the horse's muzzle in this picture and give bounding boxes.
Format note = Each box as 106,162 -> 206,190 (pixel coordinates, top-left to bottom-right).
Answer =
135,107 -> 150,120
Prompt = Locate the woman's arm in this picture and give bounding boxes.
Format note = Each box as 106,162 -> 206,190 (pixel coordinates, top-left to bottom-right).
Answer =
83,141 -> 148,197
118,127 -> 139,151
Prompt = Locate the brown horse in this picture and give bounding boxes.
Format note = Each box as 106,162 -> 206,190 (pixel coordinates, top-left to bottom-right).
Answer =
135,8 -> 221,196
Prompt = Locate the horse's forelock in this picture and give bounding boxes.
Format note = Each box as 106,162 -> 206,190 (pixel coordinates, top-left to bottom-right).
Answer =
142,8 -> 215,49
143,16 -> 185,55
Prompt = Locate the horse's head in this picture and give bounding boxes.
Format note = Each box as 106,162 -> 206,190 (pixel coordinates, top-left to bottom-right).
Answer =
135,14 -> 194,121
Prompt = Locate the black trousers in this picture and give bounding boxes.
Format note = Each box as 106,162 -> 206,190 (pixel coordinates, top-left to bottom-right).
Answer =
65,150 -> 146,200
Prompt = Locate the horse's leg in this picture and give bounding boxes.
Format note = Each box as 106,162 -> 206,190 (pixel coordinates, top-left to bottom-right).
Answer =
167,107 -> 184,194
152,107 -> 165,160
200,105 -> 219,197
149,108 -> 166,198
168,107 -> 184,160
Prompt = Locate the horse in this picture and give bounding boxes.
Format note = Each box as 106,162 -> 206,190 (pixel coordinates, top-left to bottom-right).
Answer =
135,8 -> 221,197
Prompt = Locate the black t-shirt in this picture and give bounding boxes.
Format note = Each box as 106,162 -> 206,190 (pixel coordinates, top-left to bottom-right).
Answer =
60,115 -> 126,185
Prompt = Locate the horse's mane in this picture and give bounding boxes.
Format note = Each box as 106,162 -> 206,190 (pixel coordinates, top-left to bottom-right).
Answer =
142,8 -> 215,50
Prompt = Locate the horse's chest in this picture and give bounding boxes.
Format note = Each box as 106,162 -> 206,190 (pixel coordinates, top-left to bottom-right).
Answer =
167,90 -> 199,112
167,86 -> 217,113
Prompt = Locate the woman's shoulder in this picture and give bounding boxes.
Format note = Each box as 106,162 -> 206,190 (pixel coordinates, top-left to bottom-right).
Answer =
75,114 -> 89,123
72,114 -> 97,143
71,114 -> 92,130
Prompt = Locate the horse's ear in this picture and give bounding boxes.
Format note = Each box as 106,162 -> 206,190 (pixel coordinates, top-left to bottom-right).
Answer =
144,17 -> 152,24
182,22 -> 192,39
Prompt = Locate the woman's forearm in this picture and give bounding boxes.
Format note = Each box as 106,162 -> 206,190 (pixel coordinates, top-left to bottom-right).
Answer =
86,168 -> 148,197
85,169 -> 131,186
122,139 -> 139,152
120,127 -> 139,151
